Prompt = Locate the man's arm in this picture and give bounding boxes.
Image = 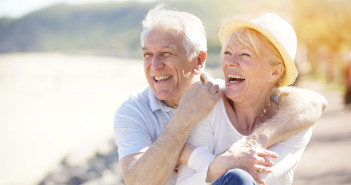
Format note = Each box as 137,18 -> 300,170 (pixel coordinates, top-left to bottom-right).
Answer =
247,86 -> 327,148
120,82 -> 221,185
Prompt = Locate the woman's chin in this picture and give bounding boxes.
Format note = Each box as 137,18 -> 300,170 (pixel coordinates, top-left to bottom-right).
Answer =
225,89 -> 245,101
226,83 -> 246,99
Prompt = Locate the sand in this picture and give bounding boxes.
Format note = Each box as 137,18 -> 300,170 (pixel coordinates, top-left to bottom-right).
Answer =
293,80 -> 351,185
0,53 -> 147,185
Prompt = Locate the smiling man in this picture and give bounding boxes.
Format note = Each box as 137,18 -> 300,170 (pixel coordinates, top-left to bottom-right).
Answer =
142,28 -> 203,108
114,4 -> 327,185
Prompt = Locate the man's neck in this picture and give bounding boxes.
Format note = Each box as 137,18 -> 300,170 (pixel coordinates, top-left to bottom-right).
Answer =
162,75 -> 202,109
162,99 -> 179,109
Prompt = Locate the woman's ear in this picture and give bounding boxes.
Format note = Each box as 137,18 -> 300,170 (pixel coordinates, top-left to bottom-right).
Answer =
193,51 -> 207,74
270,64 -> 284,82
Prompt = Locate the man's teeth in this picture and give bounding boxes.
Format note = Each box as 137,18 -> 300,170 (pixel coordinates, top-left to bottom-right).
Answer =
227,74 -> 245,80
155,75 -> 171,81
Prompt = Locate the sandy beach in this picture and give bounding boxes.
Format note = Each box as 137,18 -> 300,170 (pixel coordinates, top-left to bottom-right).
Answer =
293,79 -> 351,185
0,53 -> 350,185
0,53 -> 147,185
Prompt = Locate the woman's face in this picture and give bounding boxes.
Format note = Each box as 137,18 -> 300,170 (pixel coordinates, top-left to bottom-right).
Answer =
221,37 -> 276,101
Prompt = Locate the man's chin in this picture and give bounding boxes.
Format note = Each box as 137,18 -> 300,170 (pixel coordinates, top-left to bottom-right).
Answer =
154,91 -> 171,100
155,91 -> 180,106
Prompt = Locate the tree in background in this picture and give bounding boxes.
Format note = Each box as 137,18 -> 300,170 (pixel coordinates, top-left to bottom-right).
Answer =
292,0 -> 351,86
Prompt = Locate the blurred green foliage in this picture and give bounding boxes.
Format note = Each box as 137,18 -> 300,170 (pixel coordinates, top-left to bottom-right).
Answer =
292,0 -> 351,84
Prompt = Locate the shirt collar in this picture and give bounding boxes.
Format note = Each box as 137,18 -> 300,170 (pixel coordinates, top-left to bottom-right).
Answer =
148,87 -> 175,113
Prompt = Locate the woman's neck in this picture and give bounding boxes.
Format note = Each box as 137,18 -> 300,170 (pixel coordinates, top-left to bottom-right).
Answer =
224,91 -> 275,136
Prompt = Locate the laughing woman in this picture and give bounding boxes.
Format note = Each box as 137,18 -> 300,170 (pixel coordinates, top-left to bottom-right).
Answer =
176,13 -> 323,185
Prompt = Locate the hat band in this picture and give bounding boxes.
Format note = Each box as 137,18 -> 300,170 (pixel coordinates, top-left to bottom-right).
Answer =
251,20 -> 288,57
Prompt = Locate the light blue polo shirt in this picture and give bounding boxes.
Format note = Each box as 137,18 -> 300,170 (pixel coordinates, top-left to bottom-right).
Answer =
114,86 -> 178,184
114,86 -> 176,160
114,75 -> 224,185
114,74 -> 225,160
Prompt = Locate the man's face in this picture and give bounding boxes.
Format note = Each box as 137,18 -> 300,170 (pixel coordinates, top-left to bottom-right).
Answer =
142,29 -> 197,108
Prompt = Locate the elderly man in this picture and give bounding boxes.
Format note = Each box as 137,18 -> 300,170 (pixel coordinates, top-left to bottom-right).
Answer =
114,5 -> 327,185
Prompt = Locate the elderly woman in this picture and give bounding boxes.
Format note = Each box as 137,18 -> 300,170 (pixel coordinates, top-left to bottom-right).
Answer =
176,13 -> 313,185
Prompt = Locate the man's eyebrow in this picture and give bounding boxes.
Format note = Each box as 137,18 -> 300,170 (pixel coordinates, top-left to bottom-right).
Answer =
163,44 -> 176,49
142,44 -> 177,51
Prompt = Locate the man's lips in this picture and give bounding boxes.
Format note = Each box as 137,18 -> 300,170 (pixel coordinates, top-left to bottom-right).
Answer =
154,75 -> 172,82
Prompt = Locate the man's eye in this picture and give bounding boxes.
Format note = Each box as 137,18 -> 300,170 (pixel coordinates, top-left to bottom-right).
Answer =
224,51 -> 232,55
163,52 -> 172,57
143,53 -> 152,58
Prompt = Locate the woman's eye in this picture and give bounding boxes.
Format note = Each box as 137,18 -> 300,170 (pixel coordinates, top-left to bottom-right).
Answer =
240,53 -> 251,57
143,53 -> 152,59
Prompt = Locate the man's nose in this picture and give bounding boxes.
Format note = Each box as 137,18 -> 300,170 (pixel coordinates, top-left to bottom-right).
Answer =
151,55 -> 165,70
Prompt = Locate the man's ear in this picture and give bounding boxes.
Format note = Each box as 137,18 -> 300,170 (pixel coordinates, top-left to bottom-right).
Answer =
270,64 -> 284,82
193,51 -> 207,74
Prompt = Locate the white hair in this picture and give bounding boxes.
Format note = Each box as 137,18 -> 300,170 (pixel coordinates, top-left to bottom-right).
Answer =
140,4 -> 207,61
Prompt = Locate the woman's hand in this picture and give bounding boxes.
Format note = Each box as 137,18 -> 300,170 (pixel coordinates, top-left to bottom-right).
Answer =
207,137 -> 278,184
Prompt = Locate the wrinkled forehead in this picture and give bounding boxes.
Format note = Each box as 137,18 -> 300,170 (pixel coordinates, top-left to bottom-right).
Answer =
143,28 -> 184,50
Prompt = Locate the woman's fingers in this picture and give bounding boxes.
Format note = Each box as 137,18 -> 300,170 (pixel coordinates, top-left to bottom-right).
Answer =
254,164 -> 273,173
256,155 -> 274,167
248,148 -> 277,167
257,148 -> 279,159
250,171 -> 266,185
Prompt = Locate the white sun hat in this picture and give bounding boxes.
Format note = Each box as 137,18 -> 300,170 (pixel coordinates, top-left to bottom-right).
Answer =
219,13 -> 298,87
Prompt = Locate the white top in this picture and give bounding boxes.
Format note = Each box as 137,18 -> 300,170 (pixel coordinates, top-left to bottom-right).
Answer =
176,98 -> 312,185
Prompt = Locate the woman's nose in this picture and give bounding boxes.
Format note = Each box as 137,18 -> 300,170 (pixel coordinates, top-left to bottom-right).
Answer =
223,55 -> 239,67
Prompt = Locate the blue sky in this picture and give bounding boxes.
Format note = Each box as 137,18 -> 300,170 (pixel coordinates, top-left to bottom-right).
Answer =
0,0 -> 154,18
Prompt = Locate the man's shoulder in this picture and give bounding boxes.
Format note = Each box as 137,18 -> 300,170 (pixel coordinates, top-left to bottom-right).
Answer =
116,87 -> 151,115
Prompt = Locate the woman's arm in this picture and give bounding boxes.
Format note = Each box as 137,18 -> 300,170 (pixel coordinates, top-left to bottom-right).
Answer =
177,146 -> 216,185
176,102 -> 218,185
178,87 -> 327,185
206,87 -> 326,184
206,138 -> 278,184
259,127 -> 313,184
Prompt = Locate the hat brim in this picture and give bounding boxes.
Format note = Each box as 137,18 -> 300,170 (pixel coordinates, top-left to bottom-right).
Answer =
219,19 -> 298,87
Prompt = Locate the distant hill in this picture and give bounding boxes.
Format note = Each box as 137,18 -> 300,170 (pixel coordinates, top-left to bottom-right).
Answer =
0,2 -> 154,58
0,0 -> 290,63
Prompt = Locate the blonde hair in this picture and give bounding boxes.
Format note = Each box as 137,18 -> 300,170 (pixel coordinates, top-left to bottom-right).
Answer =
222,28 -> 285,86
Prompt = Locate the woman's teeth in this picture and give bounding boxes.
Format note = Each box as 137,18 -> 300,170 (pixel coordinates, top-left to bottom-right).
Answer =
228,74 -> 245,79
228,74 -> 245,83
